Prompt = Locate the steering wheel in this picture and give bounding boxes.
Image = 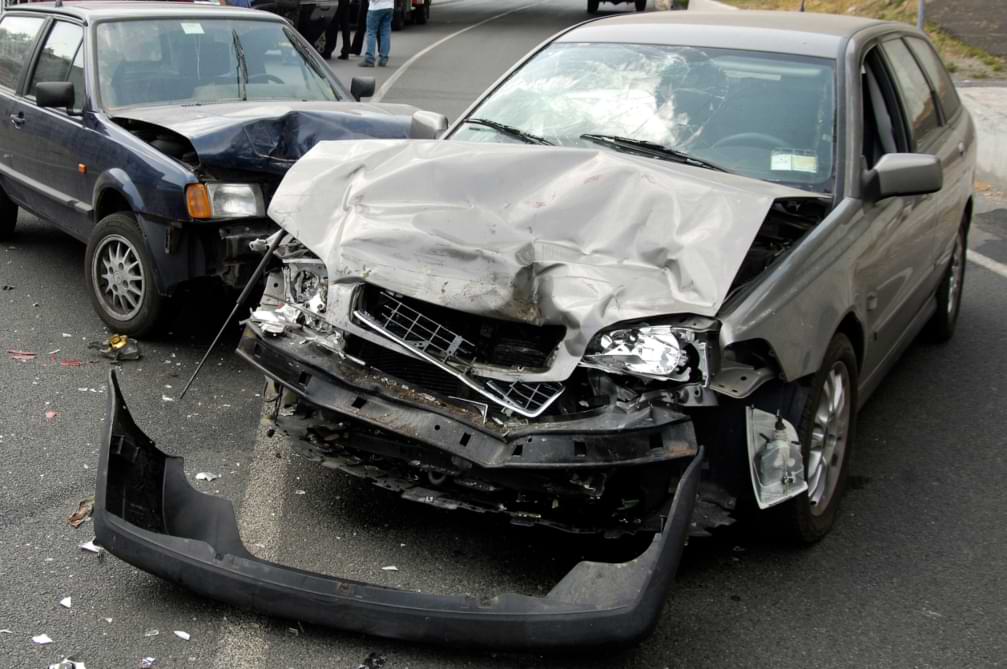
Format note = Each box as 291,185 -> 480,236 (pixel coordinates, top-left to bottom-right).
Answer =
247,73 -> 284,85
711,132 -> 789,150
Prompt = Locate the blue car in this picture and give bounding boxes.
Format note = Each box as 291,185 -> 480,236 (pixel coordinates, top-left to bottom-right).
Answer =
0,1 -> 416,335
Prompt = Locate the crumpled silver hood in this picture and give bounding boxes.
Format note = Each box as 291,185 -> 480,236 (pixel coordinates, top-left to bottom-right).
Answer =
267,139 -> 815,377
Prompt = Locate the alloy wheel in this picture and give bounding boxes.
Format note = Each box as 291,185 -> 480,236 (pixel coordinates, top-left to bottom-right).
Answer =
92,234 -> 145,320
807,361 -> 851,515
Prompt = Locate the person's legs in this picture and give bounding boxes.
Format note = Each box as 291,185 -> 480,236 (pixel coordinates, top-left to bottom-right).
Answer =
350,0 -> 369,55
336,0 -> 352,58
362,10 -> 379,66
377,8 -> 392,65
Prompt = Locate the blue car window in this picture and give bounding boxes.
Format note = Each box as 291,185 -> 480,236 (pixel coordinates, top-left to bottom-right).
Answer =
28,21 -> 85,110
0,15 -> 46,90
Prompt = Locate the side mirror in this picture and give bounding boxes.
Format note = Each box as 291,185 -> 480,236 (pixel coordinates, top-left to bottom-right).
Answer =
350,76 -> 375,101
409,110 -> 449,139
36,82 -> 75,110
864,153 -> 942,202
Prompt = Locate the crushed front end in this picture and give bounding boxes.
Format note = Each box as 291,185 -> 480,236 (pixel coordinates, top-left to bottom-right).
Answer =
240,237 -> 715,536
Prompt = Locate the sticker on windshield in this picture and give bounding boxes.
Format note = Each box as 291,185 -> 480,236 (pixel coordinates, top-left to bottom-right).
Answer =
771,149 -> 818,174
180,22 -> 205,35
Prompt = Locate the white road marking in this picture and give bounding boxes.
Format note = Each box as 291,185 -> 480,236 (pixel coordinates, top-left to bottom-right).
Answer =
210,400 -> 288,669
968,249 -> 1007,279
372,0 -> 545,102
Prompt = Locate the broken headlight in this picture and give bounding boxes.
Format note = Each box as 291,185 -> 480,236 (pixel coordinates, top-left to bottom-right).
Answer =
580,319 -> 718,384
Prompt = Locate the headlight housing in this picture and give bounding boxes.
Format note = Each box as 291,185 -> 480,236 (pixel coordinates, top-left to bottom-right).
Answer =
186,183 -> 265,220
580,319 -> 718,384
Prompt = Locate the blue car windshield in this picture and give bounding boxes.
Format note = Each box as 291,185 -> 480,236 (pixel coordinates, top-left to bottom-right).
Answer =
96,19 -> 340,109
453,43 -> 837,194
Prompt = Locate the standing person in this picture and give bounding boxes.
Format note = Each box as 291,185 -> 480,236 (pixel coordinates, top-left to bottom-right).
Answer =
349,0 -> 369,57
320,0 -> 353,60
360,0 -> 393,68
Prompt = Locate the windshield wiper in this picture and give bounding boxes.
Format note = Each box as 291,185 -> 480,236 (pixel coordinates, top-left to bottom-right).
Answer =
579,134 -> 727,172
465,118 -> 552,145
231,30 -> 248,102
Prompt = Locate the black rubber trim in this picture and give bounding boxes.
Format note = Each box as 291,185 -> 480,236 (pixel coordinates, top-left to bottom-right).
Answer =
94,370 -> 703,649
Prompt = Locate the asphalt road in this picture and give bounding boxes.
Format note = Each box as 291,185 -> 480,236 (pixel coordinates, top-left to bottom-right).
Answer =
2,1 -> 1007,667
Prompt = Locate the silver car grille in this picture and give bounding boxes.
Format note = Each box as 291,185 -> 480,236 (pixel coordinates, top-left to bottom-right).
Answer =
353,291 -> 564,418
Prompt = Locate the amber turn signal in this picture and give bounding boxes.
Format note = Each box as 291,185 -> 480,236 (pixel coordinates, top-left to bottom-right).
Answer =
186,183 -> 213,220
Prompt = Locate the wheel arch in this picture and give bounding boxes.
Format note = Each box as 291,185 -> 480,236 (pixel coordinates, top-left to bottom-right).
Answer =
834,311 -> 865,373
92,170 -> 145,225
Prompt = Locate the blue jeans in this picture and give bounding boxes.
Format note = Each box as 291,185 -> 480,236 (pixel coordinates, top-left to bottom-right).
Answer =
364,8 -> 392,65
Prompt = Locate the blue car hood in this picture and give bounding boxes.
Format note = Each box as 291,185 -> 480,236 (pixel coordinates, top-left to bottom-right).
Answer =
111,100 -> 416,176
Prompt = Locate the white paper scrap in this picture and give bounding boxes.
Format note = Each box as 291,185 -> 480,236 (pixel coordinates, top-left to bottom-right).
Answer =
60,596 -> 72,609
173,630 -> 190,641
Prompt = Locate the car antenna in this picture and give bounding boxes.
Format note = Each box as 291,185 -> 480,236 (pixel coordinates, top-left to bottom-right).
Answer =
178,230 -> 287,400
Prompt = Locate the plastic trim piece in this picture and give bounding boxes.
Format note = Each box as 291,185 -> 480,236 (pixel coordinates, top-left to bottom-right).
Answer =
94,370 -> 702,649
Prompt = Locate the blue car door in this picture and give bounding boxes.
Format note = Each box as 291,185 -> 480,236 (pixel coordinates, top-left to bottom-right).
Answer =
15,19 -> 93,239
0,13 -> 47,206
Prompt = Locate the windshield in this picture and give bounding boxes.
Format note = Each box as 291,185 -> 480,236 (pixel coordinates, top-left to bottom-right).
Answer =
453,43 -> 837,193
96,19 -> 340,109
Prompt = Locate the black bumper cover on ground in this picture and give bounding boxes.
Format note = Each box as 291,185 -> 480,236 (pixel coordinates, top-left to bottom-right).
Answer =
94,370 -> 702,649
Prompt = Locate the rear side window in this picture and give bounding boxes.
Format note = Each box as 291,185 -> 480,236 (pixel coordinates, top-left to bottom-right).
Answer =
29,22 -> 85,110
906,36 -> 962,119
0,16 -> 45,90
882,38 -> 940,148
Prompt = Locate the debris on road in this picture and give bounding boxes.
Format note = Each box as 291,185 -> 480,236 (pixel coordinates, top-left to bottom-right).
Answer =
0,629 -> 12,634
59,596 -> 72,609
173,630 -> 190,641
161,394 -> 174,402
48,658 -> 86,669
60,359 -> 83,368
141,658 -> 157,668
143,629 -> 159,637
67,497 -> 95,528
8,350 -> 36,362
32,633 -> 53,645
46,410 -> 60,422
102,618 -> 112,624
357,652 -> 387,669
79,539 -> 102,554
89,334 -> 142,362
62,333 -> 73,338
1,284 -> 13,291
195,472 -> 220,482
381,565 -> 399,572
294,489 -> 306,495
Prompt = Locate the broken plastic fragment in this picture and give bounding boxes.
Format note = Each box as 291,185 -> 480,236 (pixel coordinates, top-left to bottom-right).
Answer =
88,334 -> 142,362
0,629 -> 13,634
60,359 -> 83,368
381,565 -> 399,572
62,333 -> 73,338
141,658 -> 157,668
49,659 -> 86,669
294,489 -> 306,495
103,618 -> 112,624
46,410 -> 60,421
173,630 -> 190,641
143,629 -> 159,637
161,394 -> 175,402
60,596 -> 72,609
79,539 -> 102,554
67,497 -> 95,528
8,350 -> 36,362
195,472 -> 220,482
32,633 -> 53,645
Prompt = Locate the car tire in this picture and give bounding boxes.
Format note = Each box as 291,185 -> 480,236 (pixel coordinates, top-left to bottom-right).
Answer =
635,0 -> 647,11
85,213 -> 165,338
0,187 -> 18,240
777,333 -> 858,543
413,0 -> 429,24
926,221 -> 967,343
587,0 -> 600,13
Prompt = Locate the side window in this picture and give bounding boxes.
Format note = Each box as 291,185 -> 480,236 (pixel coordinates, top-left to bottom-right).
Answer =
906,36 -> 962,120
0,16 -> 46,90
861,47 -> 907,168
881,38 -> 940,149
28,22 -> 85,110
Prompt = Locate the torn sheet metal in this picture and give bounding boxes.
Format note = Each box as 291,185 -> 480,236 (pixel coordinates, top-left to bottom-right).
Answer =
113,101 -> 413,176
268,140 -> 818,378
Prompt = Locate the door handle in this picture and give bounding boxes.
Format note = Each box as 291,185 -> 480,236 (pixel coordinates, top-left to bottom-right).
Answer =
9,112 -> 24,128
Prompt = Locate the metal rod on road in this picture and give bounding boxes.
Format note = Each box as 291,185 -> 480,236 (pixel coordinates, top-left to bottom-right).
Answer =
178,230 -> 286,400
917,0 -> 925,31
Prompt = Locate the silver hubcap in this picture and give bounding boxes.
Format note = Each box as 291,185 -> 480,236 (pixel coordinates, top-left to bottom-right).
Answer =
947,234 -> 964,317
807,362 -> 851,515
92,234 -> 145,320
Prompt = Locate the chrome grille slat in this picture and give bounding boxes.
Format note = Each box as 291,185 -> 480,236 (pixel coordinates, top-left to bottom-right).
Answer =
378,293 -> 475,361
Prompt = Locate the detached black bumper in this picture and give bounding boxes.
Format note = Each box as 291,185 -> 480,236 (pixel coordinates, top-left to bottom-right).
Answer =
94,370 -> 702,649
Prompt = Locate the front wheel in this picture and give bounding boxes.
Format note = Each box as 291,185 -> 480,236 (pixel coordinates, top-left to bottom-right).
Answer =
84,213 -> 165,337
0,186 -> 18,240
777,333 -> 858,543
926,222 -> 967,343
635,0 -> 647,11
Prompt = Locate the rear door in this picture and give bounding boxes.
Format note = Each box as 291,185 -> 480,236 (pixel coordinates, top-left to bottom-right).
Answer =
15,18 -> 91,235
0,13 -> 47,205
